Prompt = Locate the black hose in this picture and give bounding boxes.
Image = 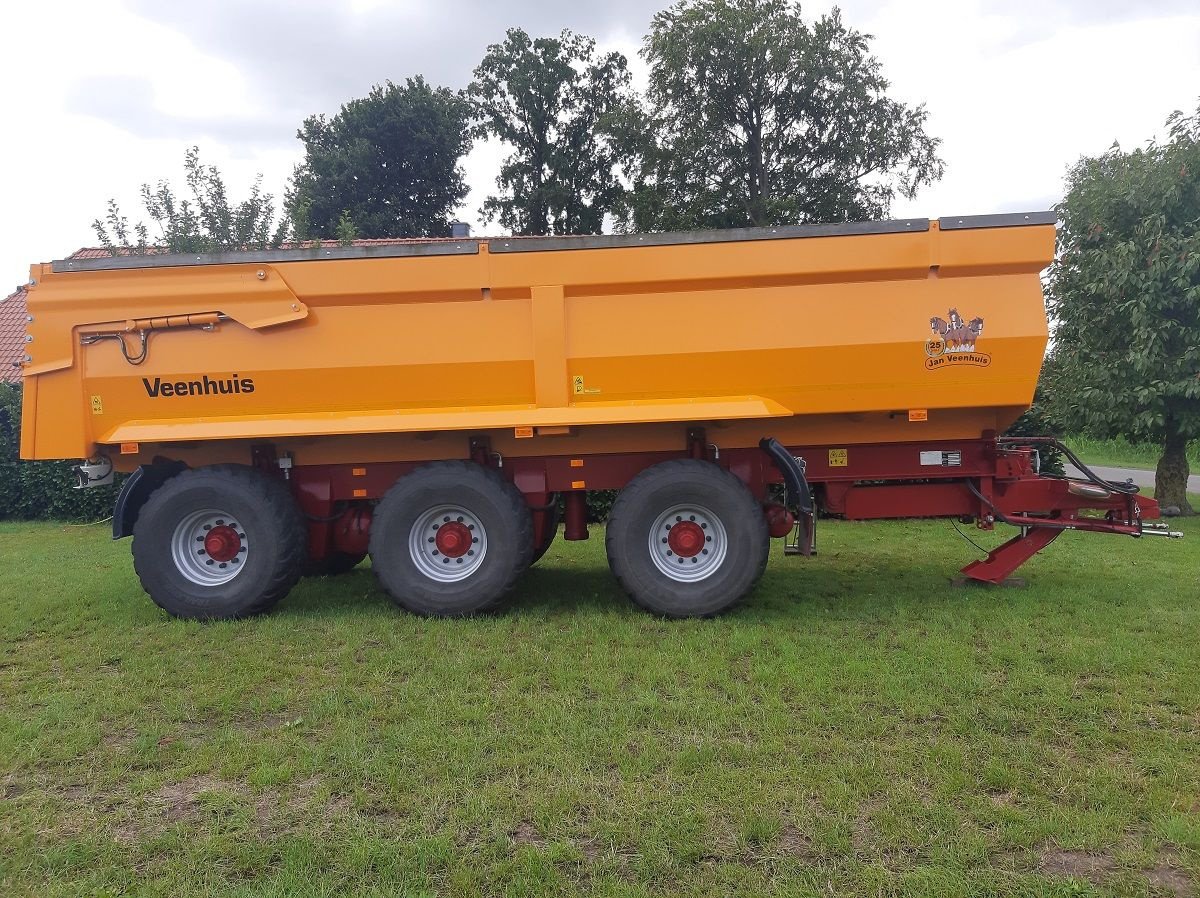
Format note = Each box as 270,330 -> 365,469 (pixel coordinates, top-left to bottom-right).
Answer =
759,437 -> 813,514
997,436 -> 1140,496
965,478 -> 1012,525
305,502 -> 351,522
526,492 -> 560,511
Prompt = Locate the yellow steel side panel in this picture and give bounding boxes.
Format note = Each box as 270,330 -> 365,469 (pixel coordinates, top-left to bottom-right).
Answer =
19,373 -> 37,459
21,221 -> 1055,461
82,301 -> 537,425
530,285 -> 569,407
101,396 -> 790,444
486,230 -> 933,294
22,263 -> 308,376
563,273 -> 1047,415
268,253 -> 489,303
20,370 -> 88,460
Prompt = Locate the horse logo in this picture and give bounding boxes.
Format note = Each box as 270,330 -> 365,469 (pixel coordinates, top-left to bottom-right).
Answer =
925,309 -> 990,369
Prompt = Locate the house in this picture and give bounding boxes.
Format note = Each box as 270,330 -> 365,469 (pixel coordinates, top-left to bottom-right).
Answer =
0,285 -> 28,385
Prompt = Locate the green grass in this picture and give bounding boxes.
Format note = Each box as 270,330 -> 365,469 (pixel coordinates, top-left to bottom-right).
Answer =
1,518 -> 1198,897
1064,435 -> 1200,473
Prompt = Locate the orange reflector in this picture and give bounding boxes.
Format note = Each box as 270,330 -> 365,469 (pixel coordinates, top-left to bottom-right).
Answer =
352,488 -> 368,498
569,459 -> 584,468
537,425 -> 571,436
908,409 -> 928,422
120,442 -> 139,455
571,480 -> 586,489
514,426 -> 534,439
352,467 -> 367,476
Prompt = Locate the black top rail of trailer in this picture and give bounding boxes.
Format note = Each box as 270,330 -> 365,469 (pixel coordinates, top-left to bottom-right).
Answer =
51,211 -> 1057,273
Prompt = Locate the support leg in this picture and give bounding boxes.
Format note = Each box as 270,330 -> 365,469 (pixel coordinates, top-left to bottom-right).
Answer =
959,527 -> 1062,584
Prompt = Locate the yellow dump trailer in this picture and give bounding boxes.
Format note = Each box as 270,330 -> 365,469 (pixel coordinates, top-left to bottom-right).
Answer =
17,213 -> 1168,619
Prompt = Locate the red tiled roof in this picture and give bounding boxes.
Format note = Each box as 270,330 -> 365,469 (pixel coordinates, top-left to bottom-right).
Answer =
0,285 -> 28,385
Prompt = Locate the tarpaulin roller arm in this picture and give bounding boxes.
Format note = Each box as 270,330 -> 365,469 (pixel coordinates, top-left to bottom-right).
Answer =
78,312 -> 224,336
79,312 -> 228,365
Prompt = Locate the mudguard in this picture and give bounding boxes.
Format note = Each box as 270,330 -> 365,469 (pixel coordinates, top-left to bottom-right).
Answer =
112,460 -> 187,539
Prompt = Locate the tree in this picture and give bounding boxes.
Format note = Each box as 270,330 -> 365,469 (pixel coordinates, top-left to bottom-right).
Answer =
617,0 -> 943,232
289,77 -> 472,239
1003,354 -> 1067,478
1049,102 -> 1200,514
92,146 -> 289,254
470,28 -> 631,236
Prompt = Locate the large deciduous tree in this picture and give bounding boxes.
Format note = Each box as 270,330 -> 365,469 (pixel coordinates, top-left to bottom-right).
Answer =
289,77 -> 472,239
92,146 -> 288,254
469,28 -> 631,236
1050,102 -> 1200,514
617,0 -> 943,231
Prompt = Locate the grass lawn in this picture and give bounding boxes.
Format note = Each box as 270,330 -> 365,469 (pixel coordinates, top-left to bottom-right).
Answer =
1064,436 -> 1200,473
1,516 -> 1198,897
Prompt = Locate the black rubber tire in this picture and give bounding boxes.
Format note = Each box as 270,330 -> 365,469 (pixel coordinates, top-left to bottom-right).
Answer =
369,461 -> 533,617
529,498 -> 561,566
131,465 -> 306,620
605,460 -> 769,618
302,551 -> 367,577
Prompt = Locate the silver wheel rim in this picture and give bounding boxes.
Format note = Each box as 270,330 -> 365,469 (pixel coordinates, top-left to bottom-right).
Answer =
409,504 -> 487,582
648,503 -> 727,582
171,509 -> 248,586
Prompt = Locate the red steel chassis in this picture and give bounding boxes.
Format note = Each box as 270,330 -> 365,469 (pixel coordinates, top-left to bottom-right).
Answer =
282,431 -> 1162,585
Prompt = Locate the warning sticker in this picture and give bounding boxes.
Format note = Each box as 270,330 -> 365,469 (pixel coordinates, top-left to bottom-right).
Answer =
828,448 -> 848,467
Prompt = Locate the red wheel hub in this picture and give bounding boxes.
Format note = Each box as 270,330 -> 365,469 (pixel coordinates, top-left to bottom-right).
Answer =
667,521 -> 705,558
435,521 -> 472,558
203,525 -> 242,562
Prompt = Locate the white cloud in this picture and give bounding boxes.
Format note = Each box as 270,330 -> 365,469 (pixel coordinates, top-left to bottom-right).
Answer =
0,1 -> 298,289
855,0 -> 1200,218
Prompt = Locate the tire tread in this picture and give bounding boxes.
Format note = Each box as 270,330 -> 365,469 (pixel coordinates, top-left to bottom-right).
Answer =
369,461 -> 533,616
132,464 -> 305,619
606,459 -> 768,617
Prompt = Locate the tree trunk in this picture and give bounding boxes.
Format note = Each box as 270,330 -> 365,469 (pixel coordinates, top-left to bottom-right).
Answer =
747,116 -> 768,227
1154,435 -> 1194,516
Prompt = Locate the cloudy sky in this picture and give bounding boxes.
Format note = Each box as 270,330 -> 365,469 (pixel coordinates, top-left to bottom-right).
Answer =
1,0 -> 1197,291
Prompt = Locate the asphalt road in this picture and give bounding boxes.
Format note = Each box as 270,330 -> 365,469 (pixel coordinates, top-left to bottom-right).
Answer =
1064,462 -> 1200,493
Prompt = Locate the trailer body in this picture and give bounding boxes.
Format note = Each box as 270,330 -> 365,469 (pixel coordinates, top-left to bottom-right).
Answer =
16,213 -> 1168,619
25,216 -> 1047,460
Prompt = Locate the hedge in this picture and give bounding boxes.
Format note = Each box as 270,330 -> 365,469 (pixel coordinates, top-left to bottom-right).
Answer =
0,384 -> 124,522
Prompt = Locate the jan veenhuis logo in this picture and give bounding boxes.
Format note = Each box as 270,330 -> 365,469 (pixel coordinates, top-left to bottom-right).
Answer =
924,308 -> 991,369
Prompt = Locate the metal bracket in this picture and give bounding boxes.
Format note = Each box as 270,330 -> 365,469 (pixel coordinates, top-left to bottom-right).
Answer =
72,455 -> 114,489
